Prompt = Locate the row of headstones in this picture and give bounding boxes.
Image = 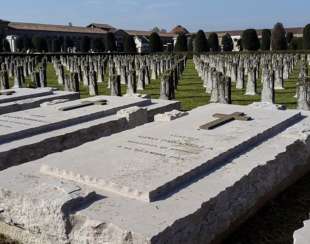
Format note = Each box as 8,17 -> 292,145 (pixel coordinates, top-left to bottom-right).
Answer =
193,53 -> 310,110
194,53 -> 297,93
52,54 -> 186,99
0,56 -> 48,90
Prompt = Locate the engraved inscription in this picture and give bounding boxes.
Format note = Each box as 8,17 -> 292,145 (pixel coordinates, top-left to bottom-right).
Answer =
117,134 -> 206,161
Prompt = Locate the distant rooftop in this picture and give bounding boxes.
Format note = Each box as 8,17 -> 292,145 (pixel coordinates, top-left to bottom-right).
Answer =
8,22 -> 107,34
170,25 -> 189,35
87,23 -> 116,31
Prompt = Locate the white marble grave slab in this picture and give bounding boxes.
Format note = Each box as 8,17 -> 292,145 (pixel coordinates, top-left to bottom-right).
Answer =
40,103 -> 302,202
0,90 -> 79,115
0,96 -> 151,144
0,88 -> 54,104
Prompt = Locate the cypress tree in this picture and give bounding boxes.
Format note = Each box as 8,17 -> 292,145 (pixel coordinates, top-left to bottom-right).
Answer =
237,39 -> 243,51
303,24 -> 310,50
271,22 -> 287,50
208,32 -> 220,52
105,32 -> 117,52
174,33 -> 188,52
188,34 -> 196,52
287,32 -> 294,44
222,33 -> 234,52
261,29 -> 271,50
194,30 -> 209,53
242,29 -> 260,51
123,35 -> 137,53
149,32 -> 163,52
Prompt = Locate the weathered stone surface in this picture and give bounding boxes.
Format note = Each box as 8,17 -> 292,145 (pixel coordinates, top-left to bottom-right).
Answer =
0,90 -> 79,115
0,97 -> 180,171
154,110 -> 188,122
38,104 -> 301,202
0,103 -> 310,244
0,96 -> 150,144
0,88 -> 54,104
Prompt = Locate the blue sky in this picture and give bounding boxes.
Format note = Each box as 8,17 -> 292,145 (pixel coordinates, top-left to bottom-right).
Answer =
1,0 -> 310,32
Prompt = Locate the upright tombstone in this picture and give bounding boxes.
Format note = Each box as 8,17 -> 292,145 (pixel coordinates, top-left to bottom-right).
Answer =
231,63 -> 238,83
0,70 -> 9,90
297,77 -> 310,111
70,72 -> 80,92
245,66 -> 257,95
210,71 -> 221,103
223,76 -> 232,104
110,74 -> 122,96
206,67 -> 215,94
236,65 -> 245,89
33,72 -> 41,88
88,70 -> 99,96
151,61 -> 158,80
126,70 -> 137,96
83,65 -> 90,86
144,66 -> 151,86
274,64 -> 284,89
218,75 -> 227,104
13,66 -> 23,88
160,73 -> 172,100
120,65 -> 127,85
261,69 -> 275,103
137,68 -> 145,91
98,65 -> 104,84
39,65 -> 47,88
57,65 -> 65,85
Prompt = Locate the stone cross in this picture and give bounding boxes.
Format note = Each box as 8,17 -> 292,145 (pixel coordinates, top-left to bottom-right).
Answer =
199,112 -> 252,130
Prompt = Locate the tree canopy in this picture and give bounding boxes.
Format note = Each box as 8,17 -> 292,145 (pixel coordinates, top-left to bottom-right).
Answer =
194,30 -> 209,53
149,32 -> 163,52
303,24 -> 310,50
242,29 -> 260,51
261,29 -> 271,50
222,33 -> 234,52
174,33 -> 188,52
208,32 -> 220,52
271,22 -> 287,50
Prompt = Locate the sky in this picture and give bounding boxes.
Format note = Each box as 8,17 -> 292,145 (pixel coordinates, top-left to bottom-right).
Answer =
1,0 -> 310,32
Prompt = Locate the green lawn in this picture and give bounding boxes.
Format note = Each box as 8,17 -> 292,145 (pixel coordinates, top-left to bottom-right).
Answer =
43,59 -> 299,111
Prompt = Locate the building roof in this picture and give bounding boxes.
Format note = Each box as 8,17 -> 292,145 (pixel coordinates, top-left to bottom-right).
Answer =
87,23 -> 116,30
125,29 -> 175,38
8,22 -> 107,35
170,25 -> 189,34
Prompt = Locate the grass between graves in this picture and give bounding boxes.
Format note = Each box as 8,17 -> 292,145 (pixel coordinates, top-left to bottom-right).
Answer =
43,59 -> 299,110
